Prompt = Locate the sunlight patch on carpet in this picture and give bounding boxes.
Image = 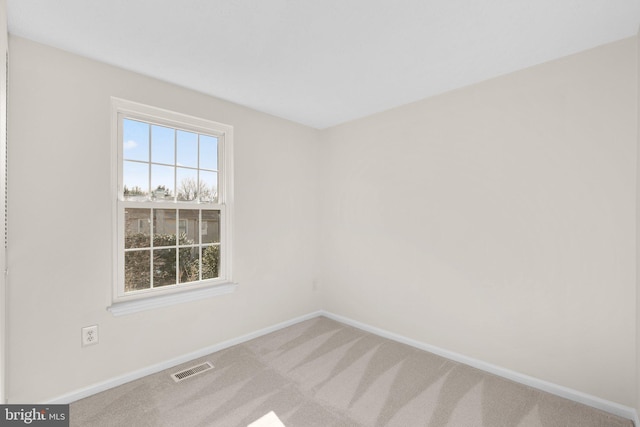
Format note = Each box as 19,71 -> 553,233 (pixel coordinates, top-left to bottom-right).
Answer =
247,411 -> 285,427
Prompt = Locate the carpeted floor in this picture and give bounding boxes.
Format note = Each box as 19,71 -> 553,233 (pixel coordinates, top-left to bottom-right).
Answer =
70,316 -> 634,426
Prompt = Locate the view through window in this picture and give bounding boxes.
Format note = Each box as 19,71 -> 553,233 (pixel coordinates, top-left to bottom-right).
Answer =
113,100 -> 233,301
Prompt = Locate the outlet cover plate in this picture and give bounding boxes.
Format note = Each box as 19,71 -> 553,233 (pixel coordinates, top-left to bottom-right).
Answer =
82,325 -> 98,347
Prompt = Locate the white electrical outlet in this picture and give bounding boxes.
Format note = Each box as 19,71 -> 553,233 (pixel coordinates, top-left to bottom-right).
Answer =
81,325 -> 99,347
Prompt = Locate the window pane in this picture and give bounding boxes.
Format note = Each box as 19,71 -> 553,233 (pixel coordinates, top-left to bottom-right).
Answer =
202,245 -> 219,279
123,161 -> 149,200
151,164 -> 174,200
118,104 -> 231,298
199,170 -> 218,203
179,247 -> 200,283
200,135 -> 218,171
177,130 -> 198,168
201,210 -> 220,243
153,248 -> 176,287
125,250 -> 150,291
176,168 -> 198,201
178,209 -> 199,245
123,119 -> 149,162
151,125 -> 175,165
153,209 -> 176,247
125,208 -> 151,248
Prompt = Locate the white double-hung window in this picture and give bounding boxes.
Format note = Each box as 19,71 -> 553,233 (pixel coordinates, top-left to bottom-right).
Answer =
110,98 -> 234,314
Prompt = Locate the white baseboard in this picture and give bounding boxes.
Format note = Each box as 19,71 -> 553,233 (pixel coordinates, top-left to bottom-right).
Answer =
319,311 -> 639,425
46,311 -> 323,404
46,309 -> 639,426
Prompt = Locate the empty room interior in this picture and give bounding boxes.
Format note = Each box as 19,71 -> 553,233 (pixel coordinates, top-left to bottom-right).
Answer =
3,0 -> 640,426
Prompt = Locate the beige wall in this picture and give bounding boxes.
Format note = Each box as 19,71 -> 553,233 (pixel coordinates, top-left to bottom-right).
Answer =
320,38 -> 637,406
637,27 -> 640,415
0,0 -> 6,405
7,36 -> 321,403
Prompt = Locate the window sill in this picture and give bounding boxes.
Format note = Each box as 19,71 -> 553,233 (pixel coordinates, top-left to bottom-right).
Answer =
107,282 -> 237,316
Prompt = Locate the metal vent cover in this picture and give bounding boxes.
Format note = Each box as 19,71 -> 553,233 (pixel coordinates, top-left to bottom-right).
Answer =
171,361 -> 214,382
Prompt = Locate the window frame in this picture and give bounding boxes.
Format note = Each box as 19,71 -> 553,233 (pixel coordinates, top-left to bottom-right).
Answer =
109,98 -> 234,314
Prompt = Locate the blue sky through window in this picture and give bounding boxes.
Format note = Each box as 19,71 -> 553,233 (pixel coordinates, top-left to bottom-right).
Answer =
122,118 -> 149,162
200,135 -> 218,171
122,118 -> 219,198
177,130 -> 198,168
151,125 -> 174,164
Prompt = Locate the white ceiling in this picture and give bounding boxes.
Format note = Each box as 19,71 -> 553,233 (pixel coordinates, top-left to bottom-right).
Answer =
6,0 -> 640,129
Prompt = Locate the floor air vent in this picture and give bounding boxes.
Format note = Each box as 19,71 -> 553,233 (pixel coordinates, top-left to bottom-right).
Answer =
171,361 -> 214,382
